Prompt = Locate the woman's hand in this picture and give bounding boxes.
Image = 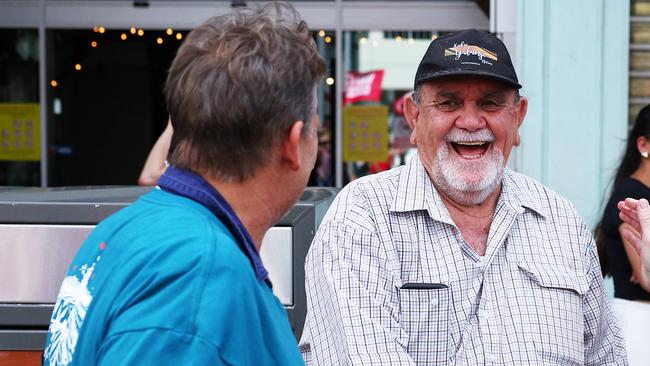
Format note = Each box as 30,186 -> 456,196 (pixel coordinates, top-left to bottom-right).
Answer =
618,198 -> 650,289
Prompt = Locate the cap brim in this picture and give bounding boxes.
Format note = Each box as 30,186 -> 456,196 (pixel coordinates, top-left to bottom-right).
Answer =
416,70 -> 522,90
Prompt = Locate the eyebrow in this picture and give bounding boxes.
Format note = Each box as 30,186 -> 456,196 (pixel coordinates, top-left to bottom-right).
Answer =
431,89 -> 511,102
435,91 -> 460,99
481,91 -> 508,99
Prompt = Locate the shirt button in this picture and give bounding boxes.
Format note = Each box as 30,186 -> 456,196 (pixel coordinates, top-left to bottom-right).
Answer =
430,297 -> 439,306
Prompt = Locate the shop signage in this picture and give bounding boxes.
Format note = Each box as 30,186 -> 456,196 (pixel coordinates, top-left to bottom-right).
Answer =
343,105 -> 388,163
344,70 -> 384,104
0,103 -> 40,161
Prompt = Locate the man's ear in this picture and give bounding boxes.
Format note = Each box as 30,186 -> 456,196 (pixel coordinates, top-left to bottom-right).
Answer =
281,120 -> 305,171
516,96 -> 528,127
513,96 -> 528,147
404,93 -> 420,145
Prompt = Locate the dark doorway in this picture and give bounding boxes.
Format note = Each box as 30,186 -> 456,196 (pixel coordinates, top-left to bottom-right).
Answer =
0,29 -> 40,186
47,28 -> 182,186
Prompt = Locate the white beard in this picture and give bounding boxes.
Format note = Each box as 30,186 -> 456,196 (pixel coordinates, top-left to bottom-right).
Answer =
430,129 -> 505,206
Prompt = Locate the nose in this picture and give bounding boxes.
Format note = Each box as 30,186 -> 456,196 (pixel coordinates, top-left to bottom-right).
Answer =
454,105 -> 486,131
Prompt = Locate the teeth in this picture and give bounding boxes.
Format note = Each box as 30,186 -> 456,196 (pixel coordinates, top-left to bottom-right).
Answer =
455,141 -> 486,146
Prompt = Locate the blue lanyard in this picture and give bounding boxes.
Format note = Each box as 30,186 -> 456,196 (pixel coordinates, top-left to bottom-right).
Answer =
158,166 -> 270,285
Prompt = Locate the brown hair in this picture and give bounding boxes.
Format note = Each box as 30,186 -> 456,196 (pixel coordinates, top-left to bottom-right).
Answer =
164,2 -> 325,181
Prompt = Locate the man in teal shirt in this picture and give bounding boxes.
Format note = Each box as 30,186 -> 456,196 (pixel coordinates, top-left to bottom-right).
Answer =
43,2 -> 325,365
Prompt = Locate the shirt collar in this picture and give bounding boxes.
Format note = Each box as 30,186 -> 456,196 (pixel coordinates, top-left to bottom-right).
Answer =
157,166 -> 270,284
390,154 -> 547,221
390,155 -> 455,226
499,168 -> 548,218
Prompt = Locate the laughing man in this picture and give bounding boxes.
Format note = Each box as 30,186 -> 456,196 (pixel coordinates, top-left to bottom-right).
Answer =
299,29 -> 627,365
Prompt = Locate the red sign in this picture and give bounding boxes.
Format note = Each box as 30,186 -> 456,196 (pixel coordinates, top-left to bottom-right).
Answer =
392,91 -> 411,116
344,70 -> 384,105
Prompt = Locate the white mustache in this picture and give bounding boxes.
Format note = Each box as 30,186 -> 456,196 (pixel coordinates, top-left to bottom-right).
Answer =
444,128 -> 495,144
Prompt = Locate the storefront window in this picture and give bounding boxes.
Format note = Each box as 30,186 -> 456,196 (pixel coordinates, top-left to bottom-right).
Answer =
46,26 -> 336,186
633,0 -> 650,16
310,29 -> 336,187
341,30 -> 452,183
46,27 -> 184,186
631,1 -> 650,126
0,29 -> 40,186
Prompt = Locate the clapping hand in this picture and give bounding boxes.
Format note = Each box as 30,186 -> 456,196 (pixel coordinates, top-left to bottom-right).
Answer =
618,198 -> 650,288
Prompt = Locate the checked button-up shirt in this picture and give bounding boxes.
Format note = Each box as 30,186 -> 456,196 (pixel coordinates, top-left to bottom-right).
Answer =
300,155 -> 627,365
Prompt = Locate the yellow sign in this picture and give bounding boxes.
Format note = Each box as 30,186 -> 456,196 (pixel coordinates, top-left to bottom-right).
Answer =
343,105 -> 389,163
0,103 -> 41,161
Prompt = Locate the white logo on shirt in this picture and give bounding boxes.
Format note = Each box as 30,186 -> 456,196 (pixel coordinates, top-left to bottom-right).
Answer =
44,258 -> 98,365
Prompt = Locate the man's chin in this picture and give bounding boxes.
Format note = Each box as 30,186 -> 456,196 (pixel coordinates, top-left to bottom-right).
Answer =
442,169 -> 494,189
431,146 -> 506,205
435,168 -> 504,206
454,175 -> 489,188
441,183 -> 499,206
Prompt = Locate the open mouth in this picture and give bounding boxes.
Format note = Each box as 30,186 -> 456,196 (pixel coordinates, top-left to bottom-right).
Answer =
450,141 -> 491,159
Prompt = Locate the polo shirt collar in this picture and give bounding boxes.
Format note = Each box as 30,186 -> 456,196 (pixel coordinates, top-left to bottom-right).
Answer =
157,166 -> 270,284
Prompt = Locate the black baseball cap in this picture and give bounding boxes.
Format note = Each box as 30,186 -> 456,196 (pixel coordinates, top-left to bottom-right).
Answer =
414,29 -> 521,90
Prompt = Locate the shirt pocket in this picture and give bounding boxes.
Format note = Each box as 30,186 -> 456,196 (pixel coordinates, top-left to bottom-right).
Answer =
515,259 -> 588,365
398,285 -> 450,365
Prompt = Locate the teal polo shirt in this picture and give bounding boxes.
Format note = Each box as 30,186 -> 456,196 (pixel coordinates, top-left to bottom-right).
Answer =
43,168 -> 303,365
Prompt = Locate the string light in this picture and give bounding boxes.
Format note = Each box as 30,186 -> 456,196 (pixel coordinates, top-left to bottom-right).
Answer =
395,35 -> 402,42
359,37 -> 368,45
130,27 -> 136,34
324,36 -> 332,44
176,33 -> 183,40
120,33 -> 127,41
318,30 -> 325,37
326,77 -> 334,86
156,37 -> 163,45
50,80 -> 58,87
91,40 -> 97,48
166,28 -> 173,36
137,29 -> 144,36
408,38 -> 414,45
74,64 -> 82,71
98,26 -> 105,34
372,40 -> 379,48
92,26 -> 99,32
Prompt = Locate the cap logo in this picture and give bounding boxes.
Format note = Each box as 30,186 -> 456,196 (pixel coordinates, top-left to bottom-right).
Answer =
444,41 -> 497,66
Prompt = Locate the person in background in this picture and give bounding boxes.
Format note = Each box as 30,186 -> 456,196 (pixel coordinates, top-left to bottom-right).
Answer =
138,119 -> 173,186
300,29 -> 627,365
597,105 -> 650,300
618,198 -> 650,291
315,126 -> 333,186
43,2 -> 325,365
